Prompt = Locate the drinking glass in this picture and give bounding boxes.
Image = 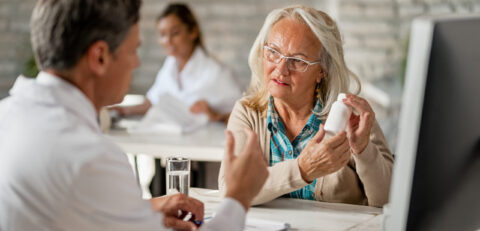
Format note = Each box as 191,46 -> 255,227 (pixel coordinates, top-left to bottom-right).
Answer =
166,157 -> 190,195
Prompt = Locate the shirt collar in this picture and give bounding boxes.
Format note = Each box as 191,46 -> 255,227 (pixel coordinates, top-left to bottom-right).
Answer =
266,96 -> 280,133
181,46 -> 205,76
10,71 -> 99,132
306,99 -> 323,132
267,96 -> 323,133
171,46 -> 205,76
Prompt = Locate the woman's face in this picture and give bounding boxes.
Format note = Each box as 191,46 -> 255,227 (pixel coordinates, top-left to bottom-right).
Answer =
263,18 -> 324,104
157,14 -> 198,58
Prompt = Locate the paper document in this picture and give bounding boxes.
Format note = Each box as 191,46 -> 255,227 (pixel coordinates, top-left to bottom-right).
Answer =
244,217 -> 290,231
128,93 -> 208,135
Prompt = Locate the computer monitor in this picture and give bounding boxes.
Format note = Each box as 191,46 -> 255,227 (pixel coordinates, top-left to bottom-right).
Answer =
384,15 -> 480,231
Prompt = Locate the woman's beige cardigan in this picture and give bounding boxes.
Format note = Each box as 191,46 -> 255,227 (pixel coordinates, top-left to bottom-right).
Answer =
218,98 -> 394,207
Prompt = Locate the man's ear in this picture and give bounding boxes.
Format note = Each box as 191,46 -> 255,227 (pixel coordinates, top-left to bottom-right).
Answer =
86,41 -> 111,77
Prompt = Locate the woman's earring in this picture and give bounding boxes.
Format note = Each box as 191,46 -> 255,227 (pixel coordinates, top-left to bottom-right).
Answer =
315,82 -> 321,99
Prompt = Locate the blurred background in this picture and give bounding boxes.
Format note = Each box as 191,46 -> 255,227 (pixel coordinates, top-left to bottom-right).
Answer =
1,0 -> 479,151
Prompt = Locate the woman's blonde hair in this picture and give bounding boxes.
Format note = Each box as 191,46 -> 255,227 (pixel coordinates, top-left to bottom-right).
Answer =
244,5 -> 361,118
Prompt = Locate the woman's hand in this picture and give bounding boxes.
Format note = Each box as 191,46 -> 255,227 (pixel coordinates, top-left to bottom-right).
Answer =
190,100 -> 224,122
150,193 -> 204,231
342,94 -> 375,155
297,124 -> 351,183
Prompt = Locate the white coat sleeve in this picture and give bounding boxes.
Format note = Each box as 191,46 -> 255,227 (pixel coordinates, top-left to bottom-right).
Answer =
70,148 -> 166,231
200,198 -> 246,231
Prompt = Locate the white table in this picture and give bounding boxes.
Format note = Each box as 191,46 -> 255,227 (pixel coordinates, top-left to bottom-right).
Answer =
190,188 -> 383,231
106,122 -> 226,162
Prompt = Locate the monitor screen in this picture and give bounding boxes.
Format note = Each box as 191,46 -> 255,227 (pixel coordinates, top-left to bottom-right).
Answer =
384,15 -> 480,231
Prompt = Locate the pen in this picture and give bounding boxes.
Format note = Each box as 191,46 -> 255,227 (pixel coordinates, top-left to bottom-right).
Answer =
191,215 -> 214,227
192,219 -> 203,227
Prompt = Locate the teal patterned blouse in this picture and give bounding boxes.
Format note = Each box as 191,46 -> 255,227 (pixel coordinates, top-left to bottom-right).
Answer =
267,96 -> 323,200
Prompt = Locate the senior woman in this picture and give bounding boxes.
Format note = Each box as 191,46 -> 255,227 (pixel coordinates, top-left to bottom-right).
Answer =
218,5 -> 394,207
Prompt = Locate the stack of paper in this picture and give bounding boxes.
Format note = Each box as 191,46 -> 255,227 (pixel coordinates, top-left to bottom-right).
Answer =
244,218 -> 290,231
128,93 -> 208,135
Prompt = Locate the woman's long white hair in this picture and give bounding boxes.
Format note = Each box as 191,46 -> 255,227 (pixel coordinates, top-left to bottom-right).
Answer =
244,5 -> 360,118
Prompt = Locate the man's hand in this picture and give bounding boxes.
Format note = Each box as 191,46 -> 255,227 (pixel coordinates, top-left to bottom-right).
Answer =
150,193 -> 204,231
223,129 -> 269,211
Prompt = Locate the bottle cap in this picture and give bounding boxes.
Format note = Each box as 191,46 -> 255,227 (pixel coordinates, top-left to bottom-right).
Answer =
337,93 -> 347,101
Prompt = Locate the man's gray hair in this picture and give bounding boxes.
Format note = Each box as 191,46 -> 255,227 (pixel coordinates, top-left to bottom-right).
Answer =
30,0 -> 141,70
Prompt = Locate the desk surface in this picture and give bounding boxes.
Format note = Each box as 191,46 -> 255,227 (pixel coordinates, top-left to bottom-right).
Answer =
190,188 -> 383,231
106,122 -> 226,162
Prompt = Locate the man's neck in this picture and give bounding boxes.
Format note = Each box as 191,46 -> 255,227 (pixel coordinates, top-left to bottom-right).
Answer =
45,69 -> 99,113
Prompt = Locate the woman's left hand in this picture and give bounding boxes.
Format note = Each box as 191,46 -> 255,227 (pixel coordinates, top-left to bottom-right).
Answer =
342,94 -> 375,155
190,100 -> 222,122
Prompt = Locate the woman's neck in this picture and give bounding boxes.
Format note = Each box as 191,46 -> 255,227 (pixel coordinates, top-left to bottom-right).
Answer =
273,96 -> 315,142
273,97 -> 314,123
175,46 -> 196,72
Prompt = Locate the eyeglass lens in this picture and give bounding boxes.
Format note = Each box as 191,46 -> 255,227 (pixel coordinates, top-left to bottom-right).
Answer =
264,47 -> 309,72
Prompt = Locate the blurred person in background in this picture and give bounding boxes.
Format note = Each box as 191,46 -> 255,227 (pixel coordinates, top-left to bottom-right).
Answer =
219,5 -> 394,207
111,3 -> 242,123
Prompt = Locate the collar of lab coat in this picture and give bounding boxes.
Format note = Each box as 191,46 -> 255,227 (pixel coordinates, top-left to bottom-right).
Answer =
9,71 -> 100,132
181,46 -> 206,76
168,46 -> 208,86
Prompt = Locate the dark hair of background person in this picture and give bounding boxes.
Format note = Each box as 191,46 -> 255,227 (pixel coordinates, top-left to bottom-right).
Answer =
156,3 -> 206,51
30,0 -> 142,71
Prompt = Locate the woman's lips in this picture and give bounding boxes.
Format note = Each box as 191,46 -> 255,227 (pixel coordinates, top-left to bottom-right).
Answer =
272,78 -> 289,86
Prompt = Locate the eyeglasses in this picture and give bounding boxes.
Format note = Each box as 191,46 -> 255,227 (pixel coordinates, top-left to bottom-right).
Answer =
263,45 -> 321,72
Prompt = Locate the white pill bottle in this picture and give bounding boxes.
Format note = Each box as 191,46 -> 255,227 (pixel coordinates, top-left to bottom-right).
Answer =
323,93 -> 352,138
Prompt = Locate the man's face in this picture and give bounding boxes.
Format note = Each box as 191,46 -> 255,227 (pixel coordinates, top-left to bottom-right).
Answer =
102,23 -> 141,106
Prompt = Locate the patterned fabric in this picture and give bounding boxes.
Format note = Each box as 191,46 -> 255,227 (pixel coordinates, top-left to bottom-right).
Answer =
267,96 -> 323,200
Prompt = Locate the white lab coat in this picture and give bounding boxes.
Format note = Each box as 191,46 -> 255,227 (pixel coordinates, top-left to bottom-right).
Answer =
146,47 -> 242,115
0,72 -> 245,231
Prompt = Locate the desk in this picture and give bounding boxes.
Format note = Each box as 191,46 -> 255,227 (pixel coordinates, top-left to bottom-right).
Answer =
106,122 -> 226,162
106,119 -> 226,197
190,188 -> 383,231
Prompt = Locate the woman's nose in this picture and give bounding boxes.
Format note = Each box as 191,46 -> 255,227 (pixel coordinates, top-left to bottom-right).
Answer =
166,35 -> 173,44
159,34 -> 172,45
276,58 -> 290,76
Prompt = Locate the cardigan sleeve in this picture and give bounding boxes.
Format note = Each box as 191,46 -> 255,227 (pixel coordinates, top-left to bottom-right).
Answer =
218,101 -> 251,197
352,120 -> 394,207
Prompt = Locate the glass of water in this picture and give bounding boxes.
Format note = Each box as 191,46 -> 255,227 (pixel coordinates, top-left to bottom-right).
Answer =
166,157 -> 190,196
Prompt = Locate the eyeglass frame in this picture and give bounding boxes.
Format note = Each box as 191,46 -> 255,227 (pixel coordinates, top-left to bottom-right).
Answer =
263,45 -> 322,72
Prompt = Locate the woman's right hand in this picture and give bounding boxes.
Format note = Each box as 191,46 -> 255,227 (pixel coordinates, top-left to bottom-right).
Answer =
189,100 -> 225,122
297,124 -> 351,183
